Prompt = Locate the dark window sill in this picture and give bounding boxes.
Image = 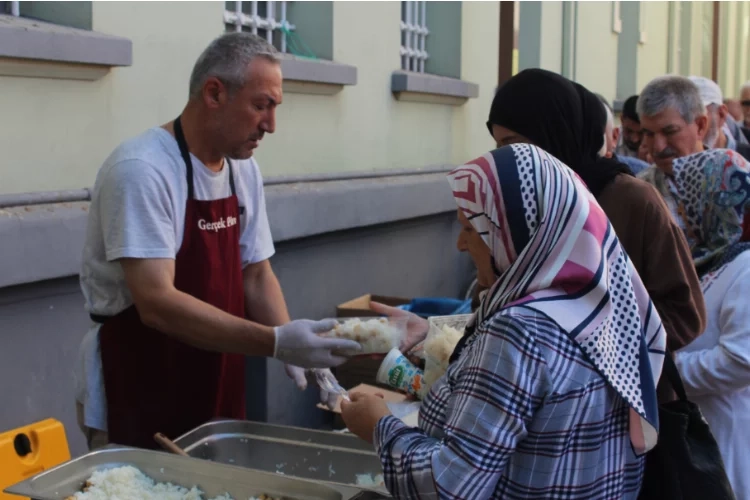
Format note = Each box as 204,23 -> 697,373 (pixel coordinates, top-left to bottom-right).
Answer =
280,56 -> 357,96
391,70 -> 479,106
0,14 -> 131,80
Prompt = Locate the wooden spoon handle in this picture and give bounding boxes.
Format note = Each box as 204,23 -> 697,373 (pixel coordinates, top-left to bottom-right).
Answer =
154,432 -> 189,457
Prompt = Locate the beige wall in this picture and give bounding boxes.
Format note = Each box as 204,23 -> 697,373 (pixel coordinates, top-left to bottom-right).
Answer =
538,1 -> 563,74
0,1 -> 498,196
636,2 -> 669,92
0,1 -> 222,195
451,1 -> 499,164
574,2 -> 619,103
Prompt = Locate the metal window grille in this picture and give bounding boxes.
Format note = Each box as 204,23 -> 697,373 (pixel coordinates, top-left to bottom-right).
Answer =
223,1 -> 295,53
400,1 -> 428,72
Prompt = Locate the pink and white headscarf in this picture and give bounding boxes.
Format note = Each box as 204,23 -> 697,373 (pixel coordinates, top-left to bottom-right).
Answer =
448,144 -> 666,454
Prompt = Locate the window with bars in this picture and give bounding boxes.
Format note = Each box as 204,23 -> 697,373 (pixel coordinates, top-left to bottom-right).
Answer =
400,1 -> 429,73
1,1 -> 93,30
224,1 -> 296,54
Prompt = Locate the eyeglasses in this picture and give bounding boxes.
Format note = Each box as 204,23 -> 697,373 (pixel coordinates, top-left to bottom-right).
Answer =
741,100 -> 750,107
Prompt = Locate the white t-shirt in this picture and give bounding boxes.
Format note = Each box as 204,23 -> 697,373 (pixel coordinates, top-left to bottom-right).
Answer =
675,250 -> 750,499
75,127 -> 275,431
80,127 -> 275,316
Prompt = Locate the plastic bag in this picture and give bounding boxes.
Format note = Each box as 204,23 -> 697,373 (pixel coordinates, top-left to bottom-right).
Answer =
423,314 -> 473,391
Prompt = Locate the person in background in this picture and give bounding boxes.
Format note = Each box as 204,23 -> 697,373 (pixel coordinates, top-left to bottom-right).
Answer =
484,69 -> 704,364
689,76 -> 750,159
616,95 -> 643,158
379,69 -> 704,402
596,93 -> 650,175
341,144 -> 666,499
668,149 -> 750,499
637,75 -> 709,230
741,81 -> 750,128
725,98 -> 744,123
74,33 -> 359,450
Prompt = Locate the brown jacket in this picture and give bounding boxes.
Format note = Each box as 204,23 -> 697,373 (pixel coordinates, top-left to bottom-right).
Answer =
598,175 -> 706,401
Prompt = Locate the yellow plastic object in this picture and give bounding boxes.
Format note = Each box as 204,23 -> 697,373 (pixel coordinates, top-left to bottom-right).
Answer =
0,419 -> 70,500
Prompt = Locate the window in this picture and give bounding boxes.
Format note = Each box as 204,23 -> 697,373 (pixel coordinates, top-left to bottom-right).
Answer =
400,1 -> 428,73
1,1 -> 93,30
0,0 -> 131,79
224,1 -> 296,54
391,1 -> 477,104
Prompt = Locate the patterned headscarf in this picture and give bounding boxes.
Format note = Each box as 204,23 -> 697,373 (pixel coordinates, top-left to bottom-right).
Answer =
447,144 -> 666,455
670,149 -> 750,276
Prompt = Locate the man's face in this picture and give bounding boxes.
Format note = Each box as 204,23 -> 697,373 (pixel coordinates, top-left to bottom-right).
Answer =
704,104 -> 728,148
605,121 -> 619,155
210,57 -> 283,159
640,107 -> 708,173
742,87 -> 750,126
620,117 -> 642,151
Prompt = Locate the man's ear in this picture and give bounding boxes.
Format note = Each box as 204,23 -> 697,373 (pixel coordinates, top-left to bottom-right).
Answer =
612,126 -> 620,147
695,114 -> 709,141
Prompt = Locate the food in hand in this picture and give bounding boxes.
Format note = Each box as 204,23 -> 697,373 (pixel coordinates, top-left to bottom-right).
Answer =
322,318 -> 403,355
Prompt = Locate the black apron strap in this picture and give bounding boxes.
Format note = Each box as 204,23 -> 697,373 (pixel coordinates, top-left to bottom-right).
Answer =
227,159 -> 237,197
175,116 -> 236,199
173,116 -> 195,200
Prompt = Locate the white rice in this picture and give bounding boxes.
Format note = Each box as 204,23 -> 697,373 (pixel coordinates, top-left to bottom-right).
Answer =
355,473 -> 385,488
66,465 -> 277,500
323,318 -> 400,354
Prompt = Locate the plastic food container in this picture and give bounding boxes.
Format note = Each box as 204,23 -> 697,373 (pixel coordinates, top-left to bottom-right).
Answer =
376,348 -> 427,399
422,314 -> 473,391
321,317 -> 408,356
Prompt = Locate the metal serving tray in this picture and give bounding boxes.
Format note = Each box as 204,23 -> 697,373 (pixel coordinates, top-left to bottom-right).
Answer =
3,445 -> 365,500
174,421 -> 388,496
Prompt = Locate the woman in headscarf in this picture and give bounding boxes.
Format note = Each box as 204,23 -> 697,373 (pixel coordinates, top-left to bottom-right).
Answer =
486,69 -> 704,368
669,149 -> 750,498
341,144 -> 666,499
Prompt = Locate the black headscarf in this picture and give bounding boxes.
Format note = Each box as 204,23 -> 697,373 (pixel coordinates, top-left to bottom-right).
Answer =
488,68 -> 633,199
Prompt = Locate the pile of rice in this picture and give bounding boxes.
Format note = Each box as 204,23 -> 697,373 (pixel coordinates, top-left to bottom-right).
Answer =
355,473 -> 385,488
323,318 -> 401,354
65,466 -> 279,500
423,324 -> 464,389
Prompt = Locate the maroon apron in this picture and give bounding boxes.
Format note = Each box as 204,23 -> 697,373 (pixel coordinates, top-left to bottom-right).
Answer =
99,116 -> 246,449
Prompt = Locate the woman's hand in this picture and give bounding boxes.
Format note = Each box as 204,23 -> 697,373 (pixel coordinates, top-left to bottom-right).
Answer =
370,301 -> 429,353
340,391 -> 392,444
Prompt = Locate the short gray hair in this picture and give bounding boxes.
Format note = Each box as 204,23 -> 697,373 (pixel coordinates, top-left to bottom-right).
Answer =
742,80 -> 750,93
637,75 -> 706,123
189,32 -> 280,98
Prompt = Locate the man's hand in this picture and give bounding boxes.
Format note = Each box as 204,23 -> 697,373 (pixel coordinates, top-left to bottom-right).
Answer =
370,302 -> 429,353
340,391 -> 392,444
285,364 -> 308,390
274,320 -> 361,368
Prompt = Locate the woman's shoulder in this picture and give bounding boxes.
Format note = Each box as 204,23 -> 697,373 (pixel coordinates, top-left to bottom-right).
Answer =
480,307 -> 602,382
602,174 -> 665,205
480,307 -> 580,361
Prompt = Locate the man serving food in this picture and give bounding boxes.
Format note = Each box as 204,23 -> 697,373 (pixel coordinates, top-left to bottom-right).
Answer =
74,33 -> 359,450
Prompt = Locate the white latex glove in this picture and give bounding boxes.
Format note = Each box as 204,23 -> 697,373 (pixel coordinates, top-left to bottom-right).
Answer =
274,319 -> 361,368
285,364 -> 308,390
284,365 -> 340,410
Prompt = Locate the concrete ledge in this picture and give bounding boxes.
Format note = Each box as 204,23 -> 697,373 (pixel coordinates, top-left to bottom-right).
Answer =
0,14 -> 132,68
391,70 -> 479,106
0,172 -> 457,288
281,56 -> 357,96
